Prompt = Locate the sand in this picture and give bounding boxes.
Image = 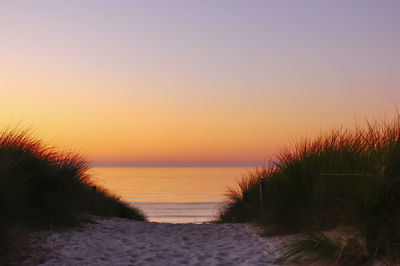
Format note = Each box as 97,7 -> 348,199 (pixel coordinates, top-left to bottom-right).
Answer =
18,217 -> 288,266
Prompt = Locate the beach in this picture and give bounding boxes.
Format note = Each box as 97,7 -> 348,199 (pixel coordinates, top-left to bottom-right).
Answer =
17,217 -> 287,266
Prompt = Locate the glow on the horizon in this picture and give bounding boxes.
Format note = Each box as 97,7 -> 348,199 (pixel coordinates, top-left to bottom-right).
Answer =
1,1 -> 400,165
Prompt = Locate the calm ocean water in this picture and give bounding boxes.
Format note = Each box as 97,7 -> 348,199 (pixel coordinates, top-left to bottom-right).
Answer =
91,167 -> 250,223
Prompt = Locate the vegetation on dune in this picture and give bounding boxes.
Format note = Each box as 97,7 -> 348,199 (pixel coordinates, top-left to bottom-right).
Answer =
276,231 -> 370,265
0,130 -> 145,261
218,115 -> 400,264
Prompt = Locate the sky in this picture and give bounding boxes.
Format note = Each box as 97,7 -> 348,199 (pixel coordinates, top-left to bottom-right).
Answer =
1,1 -> 400,166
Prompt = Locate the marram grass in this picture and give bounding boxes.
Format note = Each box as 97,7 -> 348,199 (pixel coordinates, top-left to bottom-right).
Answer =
276,230 -> 370,265
0,130 -> 145,261
218,115 -> 400,264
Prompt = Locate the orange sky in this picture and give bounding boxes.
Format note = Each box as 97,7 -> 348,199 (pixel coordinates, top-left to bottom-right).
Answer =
1,1 -> 400,166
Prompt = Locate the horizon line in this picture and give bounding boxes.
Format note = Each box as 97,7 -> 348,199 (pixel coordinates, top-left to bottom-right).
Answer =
89,163 -> 258,168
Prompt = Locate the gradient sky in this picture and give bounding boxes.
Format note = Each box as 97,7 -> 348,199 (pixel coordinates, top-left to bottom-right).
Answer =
1,1 -> 400,166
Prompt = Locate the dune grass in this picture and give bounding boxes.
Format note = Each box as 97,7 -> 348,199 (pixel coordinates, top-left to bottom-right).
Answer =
276,230 -> 370,265
0,130 -> 145,261
218,115 -> 400,264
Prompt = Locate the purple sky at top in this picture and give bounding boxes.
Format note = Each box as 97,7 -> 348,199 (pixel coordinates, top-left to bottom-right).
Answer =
1,1 -> 400,165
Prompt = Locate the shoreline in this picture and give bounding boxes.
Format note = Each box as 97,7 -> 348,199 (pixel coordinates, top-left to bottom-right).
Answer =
14,216 -> 289,266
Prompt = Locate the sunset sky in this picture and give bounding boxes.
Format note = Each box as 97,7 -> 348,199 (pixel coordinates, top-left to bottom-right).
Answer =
1,1 -> 400,166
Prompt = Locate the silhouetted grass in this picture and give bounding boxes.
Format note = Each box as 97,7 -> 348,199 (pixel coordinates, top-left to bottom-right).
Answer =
218,168 -> 264,223
0,130 -> 145,261
276,230 -> 370,265
218,115 -> 400,263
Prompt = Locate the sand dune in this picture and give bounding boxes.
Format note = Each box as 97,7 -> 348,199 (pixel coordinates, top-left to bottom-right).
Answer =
19,217 -> 287,266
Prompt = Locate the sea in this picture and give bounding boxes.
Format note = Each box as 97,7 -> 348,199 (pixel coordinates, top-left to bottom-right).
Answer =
90,167 -> 251,223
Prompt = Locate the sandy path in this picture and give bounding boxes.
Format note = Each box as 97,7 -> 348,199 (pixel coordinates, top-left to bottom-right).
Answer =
21,217 -> 286,266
